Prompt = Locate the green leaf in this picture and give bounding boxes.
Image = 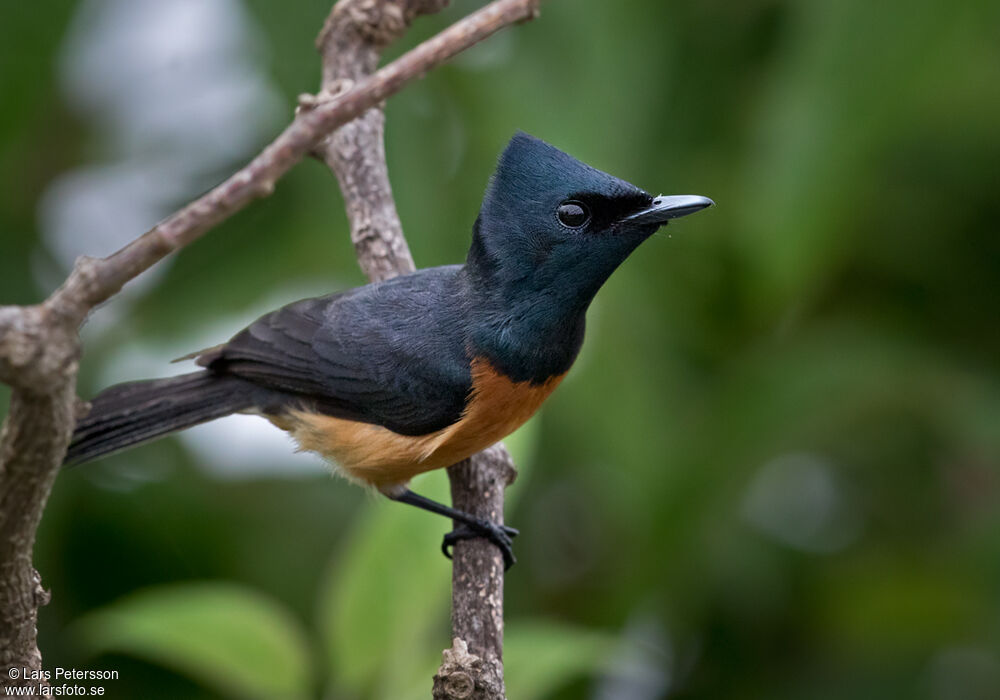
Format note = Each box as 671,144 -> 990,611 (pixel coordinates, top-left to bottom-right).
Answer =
319,470 -> 451,695
73,582 -> 313,700
504,620 -> 617,700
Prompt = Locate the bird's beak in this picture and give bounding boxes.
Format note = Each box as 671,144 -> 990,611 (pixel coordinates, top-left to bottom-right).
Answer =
624,194 -> 714,226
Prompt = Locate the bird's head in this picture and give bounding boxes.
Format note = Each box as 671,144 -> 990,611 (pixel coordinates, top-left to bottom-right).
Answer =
468,132 -> 713,308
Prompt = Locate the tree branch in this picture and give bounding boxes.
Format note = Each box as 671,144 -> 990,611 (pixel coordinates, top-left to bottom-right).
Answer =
312,2 -> 532,697
0,0 -> 539,689
47,0 -> 541,323
435,446 -> 517,699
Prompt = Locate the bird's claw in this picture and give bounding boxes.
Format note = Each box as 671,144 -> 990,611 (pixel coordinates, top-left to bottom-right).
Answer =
442,519 -> 519,570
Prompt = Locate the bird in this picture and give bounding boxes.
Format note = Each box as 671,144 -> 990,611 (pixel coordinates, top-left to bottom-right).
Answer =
64,132 -> 713,567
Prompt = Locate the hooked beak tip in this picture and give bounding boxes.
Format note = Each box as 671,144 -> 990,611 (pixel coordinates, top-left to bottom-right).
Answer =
626,194 -> 715,226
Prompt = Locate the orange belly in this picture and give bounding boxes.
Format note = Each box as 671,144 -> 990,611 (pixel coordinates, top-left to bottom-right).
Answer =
280,357 -> 564,493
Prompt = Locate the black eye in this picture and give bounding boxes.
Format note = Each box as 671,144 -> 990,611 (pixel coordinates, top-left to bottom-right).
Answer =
556,200 -> 590,228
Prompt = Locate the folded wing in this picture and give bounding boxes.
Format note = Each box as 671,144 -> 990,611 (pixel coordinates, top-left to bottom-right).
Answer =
197,268 -> 473,436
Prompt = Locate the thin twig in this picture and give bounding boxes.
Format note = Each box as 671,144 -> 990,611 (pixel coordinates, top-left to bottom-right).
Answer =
44,0 -> 542,325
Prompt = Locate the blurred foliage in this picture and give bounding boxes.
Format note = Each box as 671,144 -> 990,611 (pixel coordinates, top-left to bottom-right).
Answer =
2,0 -> 1000,698
74,583 -> 314,700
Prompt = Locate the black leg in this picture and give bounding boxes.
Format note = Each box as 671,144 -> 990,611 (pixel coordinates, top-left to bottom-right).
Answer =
389,489 -> 519,569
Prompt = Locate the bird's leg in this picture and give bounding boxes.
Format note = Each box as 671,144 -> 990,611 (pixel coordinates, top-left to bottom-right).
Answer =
388,489 -> 519,569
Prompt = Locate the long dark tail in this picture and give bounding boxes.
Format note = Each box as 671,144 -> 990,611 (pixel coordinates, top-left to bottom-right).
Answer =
65,371 -> 255,466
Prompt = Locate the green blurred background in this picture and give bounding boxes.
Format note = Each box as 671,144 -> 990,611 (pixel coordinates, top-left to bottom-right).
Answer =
2,0 -> 999,698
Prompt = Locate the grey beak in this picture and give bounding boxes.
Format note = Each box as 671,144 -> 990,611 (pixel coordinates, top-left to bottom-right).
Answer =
625,194 -> 714,226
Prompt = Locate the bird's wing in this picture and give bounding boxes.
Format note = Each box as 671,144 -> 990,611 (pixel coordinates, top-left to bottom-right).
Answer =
197,272 -> 472,436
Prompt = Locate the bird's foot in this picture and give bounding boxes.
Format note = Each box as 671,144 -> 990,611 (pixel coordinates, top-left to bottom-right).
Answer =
442,519 -> 519,570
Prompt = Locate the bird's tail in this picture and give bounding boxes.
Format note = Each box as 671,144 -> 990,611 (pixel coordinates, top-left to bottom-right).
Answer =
65,371 -> 255,466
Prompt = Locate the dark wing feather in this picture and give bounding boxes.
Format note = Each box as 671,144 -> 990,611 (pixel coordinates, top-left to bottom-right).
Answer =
198,268 -> 472,436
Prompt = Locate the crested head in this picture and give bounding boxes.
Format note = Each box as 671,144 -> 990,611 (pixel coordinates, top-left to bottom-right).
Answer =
486,132 -> 649,210
463,131 -> 713,382
468,133 -> 663,297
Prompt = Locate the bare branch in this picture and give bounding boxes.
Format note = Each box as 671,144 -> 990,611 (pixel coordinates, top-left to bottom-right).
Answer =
434,446 -> 518,699
0,386 -> 72,687
0,0 -> 539,688
313,2 -> 536,697
40,0 -> 540,325
313,0 -> 435,281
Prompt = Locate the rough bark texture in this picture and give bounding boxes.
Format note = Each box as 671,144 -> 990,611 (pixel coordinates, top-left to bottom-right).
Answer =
0,0 -> 540,691
313,0 -> 435,280
0,313 -> 80,690
313,4 -> 532,696
435,445 -> 518,699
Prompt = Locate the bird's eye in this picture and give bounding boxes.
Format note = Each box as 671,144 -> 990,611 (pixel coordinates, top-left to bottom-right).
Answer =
556,201 -> 590,228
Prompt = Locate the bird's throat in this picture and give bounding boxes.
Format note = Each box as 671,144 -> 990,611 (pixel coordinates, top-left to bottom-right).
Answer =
467,292 -> 587,385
